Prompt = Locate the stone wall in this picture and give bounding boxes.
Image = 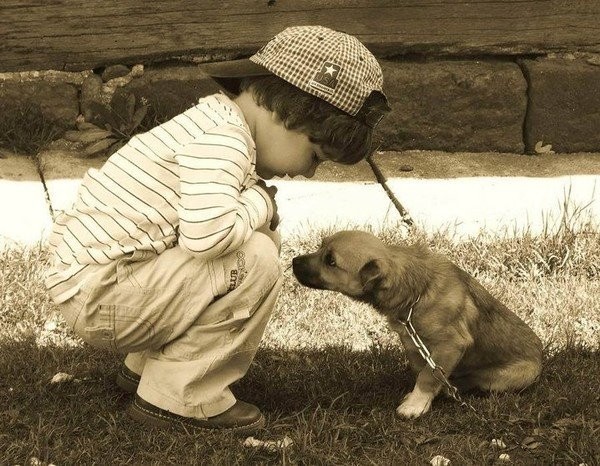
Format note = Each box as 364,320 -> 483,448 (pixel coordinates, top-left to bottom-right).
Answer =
2,1 -> 599,155
2,55 -> 599,155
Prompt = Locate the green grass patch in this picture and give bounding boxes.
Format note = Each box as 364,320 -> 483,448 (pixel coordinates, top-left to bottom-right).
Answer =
1,219 -> 599,464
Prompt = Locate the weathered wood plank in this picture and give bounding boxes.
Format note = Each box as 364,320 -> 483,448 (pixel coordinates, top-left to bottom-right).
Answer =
1,1 -> 599,72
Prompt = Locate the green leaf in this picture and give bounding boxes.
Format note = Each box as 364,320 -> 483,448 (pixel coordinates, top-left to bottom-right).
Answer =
82,137 -> 118,157
87,101 -> 120,130
64,128 -> 113,143
76,121 -> 103,132
130,105 -> 148,133
125,93 -> 136,122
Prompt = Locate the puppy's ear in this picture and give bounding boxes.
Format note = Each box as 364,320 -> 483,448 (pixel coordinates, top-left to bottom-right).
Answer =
359,259 -> 387,293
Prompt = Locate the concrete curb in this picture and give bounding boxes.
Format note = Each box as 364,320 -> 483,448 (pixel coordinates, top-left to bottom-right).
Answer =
0,153 -> 52,246
1,150 -> 598,248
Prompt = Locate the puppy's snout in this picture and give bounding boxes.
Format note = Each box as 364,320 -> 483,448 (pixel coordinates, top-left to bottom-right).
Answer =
292,255 -> 308,277
292,255 -> 323,289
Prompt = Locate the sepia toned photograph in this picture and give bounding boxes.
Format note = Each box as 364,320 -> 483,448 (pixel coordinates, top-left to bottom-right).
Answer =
0,1 -> 598,464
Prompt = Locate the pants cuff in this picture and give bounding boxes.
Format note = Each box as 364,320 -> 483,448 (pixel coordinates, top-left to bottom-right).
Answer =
137,381 -> 236,419
124,351 -> 148,375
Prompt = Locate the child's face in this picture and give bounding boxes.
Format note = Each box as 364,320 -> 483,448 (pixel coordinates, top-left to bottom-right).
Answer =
254,110 -> 325,180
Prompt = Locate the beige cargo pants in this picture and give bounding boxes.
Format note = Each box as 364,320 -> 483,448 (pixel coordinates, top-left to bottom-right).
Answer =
58,232 -> 282,419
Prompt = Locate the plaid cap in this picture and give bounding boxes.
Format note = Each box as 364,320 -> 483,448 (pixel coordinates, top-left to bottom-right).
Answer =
202,25 -> 388,127
250,26 -> 386,121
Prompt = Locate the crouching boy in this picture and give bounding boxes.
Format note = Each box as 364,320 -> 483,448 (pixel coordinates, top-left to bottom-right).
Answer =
45,25 -> 390,435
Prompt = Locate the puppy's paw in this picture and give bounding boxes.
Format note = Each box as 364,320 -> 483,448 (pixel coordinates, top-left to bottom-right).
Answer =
396,391 -> 433,419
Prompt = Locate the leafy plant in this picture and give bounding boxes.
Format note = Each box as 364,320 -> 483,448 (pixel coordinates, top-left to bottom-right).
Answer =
64,90 -> 148,157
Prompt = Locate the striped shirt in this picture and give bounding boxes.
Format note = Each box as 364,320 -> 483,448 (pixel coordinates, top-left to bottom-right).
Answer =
45,93 -> 273,303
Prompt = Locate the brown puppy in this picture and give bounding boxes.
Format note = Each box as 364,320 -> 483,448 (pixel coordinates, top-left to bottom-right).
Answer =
292,230 -> 543,418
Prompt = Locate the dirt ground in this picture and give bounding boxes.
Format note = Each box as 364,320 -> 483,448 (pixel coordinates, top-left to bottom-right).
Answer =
1,148 -> 598,183
313,150 -> 600,182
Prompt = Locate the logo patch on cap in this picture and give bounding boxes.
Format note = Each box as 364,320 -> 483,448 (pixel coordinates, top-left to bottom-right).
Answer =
309,61 -> 341,95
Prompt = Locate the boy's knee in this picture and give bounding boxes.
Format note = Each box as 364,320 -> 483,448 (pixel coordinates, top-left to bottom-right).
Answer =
213,232 -> 282,298
244,232 -> 282,278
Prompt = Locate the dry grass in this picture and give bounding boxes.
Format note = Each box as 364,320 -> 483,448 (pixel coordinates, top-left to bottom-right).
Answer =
0,211 -> 598,464
0,102 -> 63,157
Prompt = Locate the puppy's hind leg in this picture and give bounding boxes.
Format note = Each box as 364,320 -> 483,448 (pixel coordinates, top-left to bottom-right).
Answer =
471,359 -> 542,392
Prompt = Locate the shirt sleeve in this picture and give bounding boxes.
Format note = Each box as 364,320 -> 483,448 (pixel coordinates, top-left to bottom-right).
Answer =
174,124 -> 273,259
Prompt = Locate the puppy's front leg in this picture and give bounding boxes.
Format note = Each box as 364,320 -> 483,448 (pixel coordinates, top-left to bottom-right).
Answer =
397,345 -> 465,419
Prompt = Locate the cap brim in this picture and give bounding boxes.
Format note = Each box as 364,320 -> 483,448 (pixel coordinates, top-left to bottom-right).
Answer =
199,58 -> 271,79
199,59 -> 271,94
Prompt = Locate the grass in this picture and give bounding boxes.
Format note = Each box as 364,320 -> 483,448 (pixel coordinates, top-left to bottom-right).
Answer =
0,102 -> 63,157
1,214 -> 599,464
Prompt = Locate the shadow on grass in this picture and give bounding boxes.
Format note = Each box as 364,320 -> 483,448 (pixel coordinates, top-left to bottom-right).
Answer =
1,339 -> 598,465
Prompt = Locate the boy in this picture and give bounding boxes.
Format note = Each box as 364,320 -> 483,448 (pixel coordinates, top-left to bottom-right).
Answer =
45,25 -> 390,435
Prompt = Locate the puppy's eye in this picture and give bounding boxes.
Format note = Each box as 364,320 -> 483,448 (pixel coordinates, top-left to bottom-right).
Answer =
324,252 -> 336,267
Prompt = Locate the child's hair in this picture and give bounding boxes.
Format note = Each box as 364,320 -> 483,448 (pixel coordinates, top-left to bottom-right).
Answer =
240,75 -> 388,164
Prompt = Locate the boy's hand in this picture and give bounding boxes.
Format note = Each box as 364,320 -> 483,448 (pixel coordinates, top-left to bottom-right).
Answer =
255,179 -> 280,230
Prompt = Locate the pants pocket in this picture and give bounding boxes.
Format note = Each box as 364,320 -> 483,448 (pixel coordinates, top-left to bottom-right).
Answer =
116,250 -> 156,290
83,304 -> 163,354
59,288 -> 90,332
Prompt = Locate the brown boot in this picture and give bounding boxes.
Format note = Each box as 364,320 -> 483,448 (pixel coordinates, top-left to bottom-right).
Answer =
127,394 -> 265,435
115,365 -> 140,394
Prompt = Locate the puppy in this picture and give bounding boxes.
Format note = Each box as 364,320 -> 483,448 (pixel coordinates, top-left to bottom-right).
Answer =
292,230 -> 543,418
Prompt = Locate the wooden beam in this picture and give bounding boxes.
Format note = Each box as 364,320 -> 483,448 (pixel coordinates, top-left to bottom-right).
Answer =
1,1 -> 599,72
